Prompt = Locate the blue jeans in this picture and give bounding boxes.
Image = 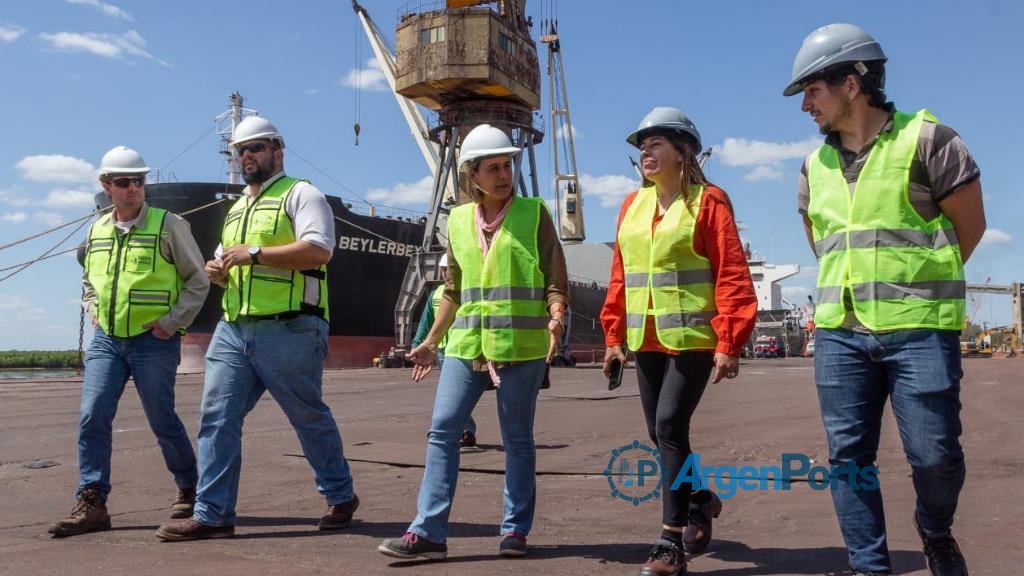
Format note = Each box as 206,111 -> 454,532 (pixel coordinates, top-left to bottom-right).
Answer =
437,353 -> 475,435
408,357 -> 546,542
815,328 -> 966,574
78,327 -> 197,498
193,316 -> 354,526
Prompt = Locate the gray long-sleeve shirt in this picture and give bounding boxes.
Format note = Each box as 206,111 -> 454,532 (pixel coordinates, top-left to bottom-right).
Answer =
83,202 -> 210,334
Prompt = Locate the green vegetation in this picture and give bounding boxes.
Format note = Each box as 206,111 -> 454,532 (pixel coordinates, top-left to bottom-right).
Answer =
0,350 -> 81,369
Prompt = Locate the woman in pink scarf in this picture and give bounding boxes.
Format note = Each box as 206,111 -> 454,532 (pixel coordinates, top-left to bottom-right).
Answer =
378,124 -> 568,561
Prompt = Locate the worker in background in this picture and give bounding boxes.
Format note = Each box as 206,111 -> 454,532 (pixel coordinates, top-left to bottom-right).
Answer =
49,146 -> 209,537
378,124 -> 568,561
786,23 -> 984,576
155,116 -> 359,541
411,253 -> 479,448
601,107 -> 757,576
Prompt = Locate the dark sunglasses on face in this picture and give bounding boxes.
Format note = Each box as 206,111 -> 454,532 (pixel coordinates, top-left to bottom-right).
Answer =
110,177 -> 144,188
236,143 -> 267,156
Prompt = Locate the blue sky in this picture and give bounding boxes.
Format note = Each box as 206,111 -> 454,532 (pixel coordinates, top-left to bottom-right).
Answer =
1,0 -> 1020,350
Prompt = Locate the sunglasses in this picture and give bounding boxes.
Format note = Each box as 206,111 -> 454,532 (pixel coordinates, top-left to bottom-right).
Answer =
110,177 -> 144,188
236,143 -> 267,156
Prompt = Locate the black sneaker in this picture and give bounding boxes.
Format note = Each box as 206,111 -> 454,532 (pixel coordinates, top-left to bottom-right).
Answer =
460,431 -> 477,448
916,515 -> 968,576
641,538 -> 686,575
499,532 -> 528,557
378,532 -> 448,560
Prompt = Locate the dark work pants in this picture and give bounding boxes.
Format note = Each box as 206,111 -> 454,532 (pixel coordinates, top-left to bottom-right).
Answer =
635,350 -> 714,528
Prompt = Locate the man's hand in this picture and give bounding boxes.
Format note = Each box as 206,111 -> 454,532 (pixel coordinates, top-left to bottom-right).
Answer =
205,259 -> 227,286
143,321 -> 173,340
711,352 -> 739,384
219,244 -> 254,271
406,343 -> 438,382
603,345 -> 627,378
546,317 -> 564,364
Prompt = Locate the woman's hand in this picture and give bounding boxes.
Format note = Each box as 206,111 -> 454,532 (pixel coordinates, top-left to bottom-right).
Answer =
711,352 -> 739,383
546,317 -> 564,364
603,345 -> 627,378
406,343 -> 438,382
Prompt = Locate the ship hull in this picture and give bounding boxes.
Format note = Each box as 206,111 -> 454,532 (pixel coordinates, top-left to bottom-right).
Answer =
119,182 -> 607,370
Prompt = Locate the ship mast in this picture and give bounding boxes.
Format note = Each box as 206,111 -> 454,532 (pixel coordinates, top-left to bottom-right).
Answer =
214,92 -> 257,185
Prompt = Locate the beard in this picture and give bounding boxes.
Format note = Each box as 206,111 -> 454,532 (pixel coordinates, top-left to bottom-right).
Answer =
819,98 -> 853,135
242,156 -> 275,185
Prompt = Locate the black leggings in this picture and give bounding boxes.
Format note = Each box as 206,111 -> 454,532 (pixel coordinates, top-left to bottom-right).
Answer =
635,350 -> 714,527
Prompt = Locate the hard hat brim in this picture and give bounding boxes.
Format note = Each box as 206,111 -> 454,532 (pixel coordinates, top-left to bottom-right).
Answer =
457,146 -> 522,169
230,132 -> 285,149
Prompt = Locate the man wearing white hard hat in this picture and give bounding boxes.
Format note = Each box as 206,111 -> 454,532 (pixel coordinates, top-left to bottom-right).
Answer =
156,116 -> 358,541
49,146 -> 210,537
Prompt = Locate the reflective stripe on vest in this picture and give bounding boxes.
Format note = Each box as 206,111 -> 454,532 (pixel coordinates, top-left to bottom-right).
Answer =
220,176 -> 330,321
806,109 -> 965,331
444,196 -> 549,362
85,206 -> 181,337
617,185 -> 717,351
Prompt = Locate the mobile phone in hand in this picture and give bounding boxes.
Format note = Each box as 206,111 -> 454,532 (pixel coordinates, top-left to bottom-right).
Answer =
608,357 -> 624,390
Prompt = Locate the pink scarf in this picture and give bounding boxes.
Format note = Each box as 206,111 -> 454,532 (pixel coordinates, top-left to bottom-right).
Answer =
474,195 -> 514,387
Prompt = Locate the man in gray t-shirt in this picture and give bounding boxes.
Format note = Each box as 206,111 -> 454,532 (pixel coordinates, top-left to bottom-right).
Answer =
784,23 -> 984,576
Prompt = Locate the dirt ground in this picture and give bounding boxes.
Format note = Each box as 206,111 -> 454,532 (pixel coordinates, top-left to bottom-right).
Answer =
1,356 -> 1020,575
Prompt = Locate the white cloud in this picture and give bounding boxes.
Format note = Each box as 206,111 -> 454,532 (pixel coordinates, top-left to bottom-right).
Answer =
0,294 -> 47,321
365,175 -> 434,205
555,123 -> 580,141
338,58 -> 388,91
66,0 -> 133,21
0,187 -> 30,206
0,24 -> 26,43
33,212 -> 65,227
45,189 -> 97,208
716,136 -> 821,167
38,30 -> 166,65
980,228 -> 1012,246
743,165 -> 784,182
1,212 -> 27,222
578,173 -> 639,208
16,154 -> 97,183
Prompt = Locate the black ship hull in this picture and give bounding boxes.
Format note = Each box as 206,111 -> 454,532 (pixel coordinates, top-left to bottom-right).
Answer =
130,183 -> 606,369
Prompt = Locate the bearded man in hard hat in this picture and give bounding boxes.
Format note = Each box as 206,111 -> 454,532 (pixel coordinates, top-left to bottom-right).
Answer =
156,116 -> 358,541
49,146 -> 210,538
786,24 -> 984,576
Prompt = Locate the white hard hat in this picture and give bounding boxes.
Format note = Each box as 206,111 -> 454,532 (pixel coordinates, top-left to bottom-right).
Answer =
439,253 -> 448,267
99,146 -> 150,177
231,116 -> 285,149
458,124 -> 520,170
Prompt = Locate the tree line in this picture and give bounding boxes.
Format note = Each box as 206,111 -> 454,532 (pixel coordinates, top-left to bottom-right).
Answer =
0,351 -> 80,369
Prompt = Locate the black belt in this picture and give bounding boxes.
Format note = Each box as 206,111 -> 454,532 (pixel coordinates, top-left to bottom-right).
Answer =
240,307 -> 324,322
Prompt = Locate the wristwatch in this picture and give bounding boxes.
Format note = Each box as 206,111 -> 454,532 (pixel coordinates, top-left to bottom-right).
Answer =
247,245 -> 262,265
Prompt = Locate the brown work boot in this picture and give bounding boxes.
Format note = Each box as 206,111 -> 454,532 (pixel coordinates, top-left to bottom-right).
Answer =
683,490 -> 722,554
170,486 -> 195,519
641,539 -> 686,575
318,494 -> 359,530
155,519 -> 235,541
48,488 -> 111,538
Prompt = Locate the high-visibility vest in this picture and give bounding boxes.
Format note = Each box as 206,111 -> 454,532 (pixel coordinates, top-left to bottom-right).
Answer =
807,109 -> 965,331
85,207 -> 181,337
430,283 -> 448,350
444,196 -> 549,361
221,176 -> 329,321
618,185 -> 717,350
